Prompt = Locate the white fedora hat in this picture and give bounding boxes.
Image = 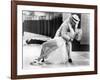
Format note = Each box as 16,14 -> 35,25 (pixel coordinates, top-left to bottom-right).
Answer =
72,14 -> 80,22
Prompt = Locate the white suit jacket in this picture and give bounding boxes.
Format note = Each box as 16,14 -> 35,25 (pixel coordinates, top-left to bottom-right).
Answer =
54,16 -> 82,41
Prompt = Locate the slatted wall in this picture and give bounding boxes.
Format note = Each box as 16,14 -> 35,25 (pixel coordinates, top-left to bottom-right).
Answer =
23,15 -> 62,38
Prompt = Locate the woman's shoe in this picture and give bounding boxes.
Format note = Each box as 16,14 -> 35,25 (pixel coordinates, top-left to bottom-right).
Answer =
30,58 -> 39,65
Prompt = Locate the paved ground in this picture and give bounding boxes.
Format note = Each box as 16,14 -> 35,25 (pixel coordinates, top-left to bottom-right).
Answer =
22,44 -> 89,69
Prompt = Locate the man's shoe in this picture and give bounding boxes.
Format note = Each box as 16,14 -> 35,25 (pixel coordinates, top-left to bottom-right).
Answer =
68,58 -> 72,63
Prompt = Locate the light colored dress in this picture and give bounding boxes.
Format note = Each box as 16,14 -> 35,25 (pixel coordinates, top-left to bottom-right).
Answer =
45,37 -> 68,64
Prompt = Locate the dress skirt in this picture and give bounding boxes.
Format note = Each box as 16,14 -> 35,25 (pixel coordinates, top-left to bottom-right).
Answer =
41,37 -> 68,64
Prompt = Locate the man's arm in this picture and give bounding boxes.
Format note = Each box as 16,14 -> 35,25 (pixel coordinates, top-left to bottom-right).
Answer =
61,23 -> 72,41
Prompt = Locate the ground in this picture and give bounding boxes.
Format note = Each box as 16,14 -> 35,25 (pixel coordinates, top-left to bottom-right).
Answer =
23,44 -> 89,69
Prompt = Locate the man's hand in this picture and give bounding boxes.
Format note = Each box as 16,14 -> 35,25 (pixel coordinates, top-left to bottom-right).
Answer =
75,29 -> 82,41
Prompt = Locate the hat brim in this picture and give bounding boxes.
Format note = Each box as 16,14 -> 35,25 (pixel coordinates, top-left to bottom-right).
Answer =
72,17 -> 80,22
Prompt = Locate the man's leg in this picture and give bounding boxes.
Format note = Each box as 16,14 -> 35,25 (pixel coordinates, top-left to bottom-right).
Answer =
66,42 -> 72,63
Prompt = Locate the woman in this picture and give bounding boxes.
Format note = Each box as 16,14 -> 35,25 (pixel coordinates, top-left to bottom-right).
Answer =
32,14 -> 82,65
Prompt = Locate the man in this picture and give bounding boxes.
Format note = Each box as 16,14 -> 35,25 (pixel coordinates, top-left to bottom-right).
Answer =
56,14 -> 81,63
54,14 -> 82,63
32,14 -> 82,65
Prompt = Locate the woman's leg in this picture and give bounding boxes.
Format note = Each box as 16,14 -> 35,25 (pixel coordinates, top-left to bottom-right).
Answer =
38,40 -> 58,61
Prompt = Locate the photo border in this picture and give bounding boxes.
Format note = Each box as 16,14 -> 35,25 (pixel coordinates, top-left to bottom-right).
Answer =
11,0 -> 97,79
